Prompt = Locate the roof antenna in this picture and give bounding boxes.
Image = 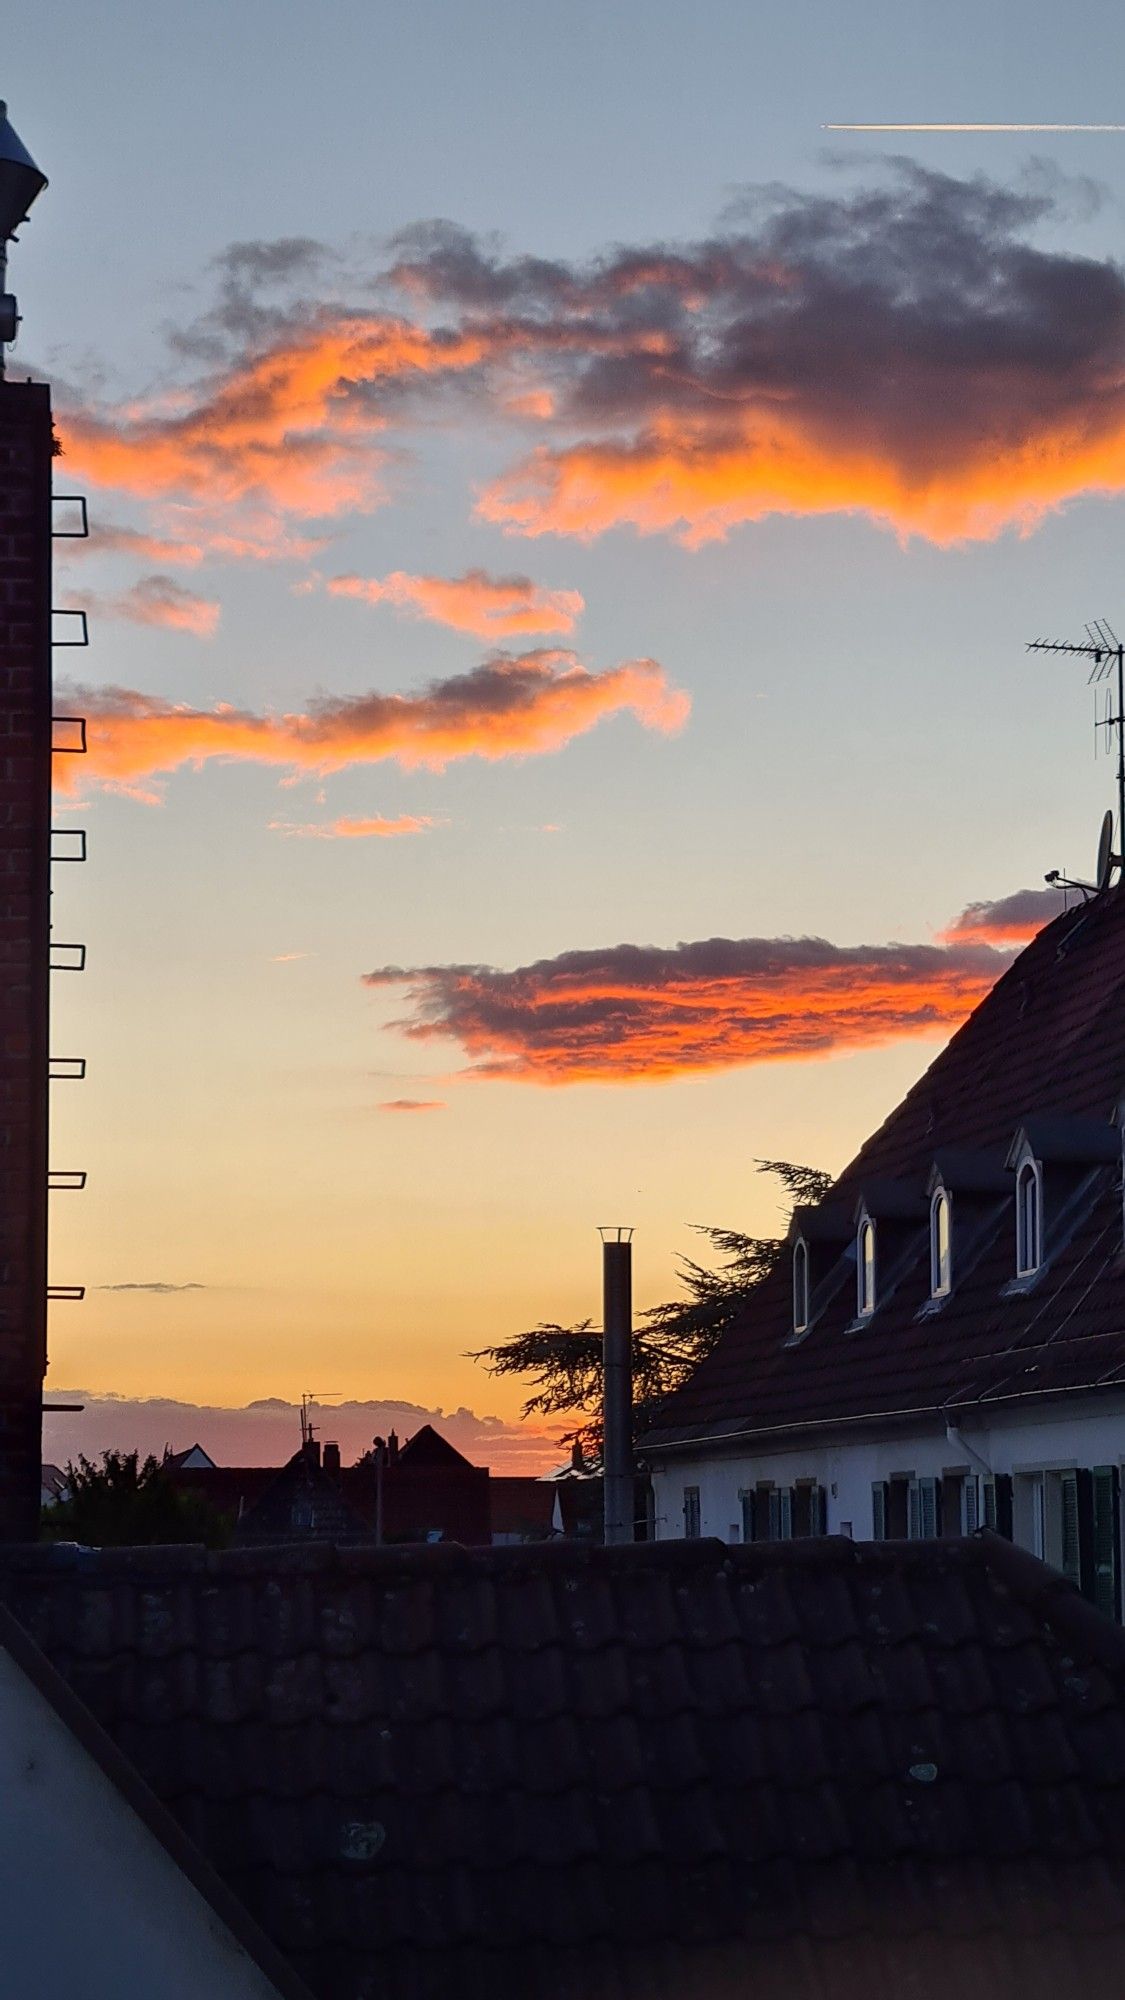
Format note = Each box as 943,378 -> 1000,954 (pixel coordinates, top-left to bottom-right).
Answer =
1028,621 -> 1124,893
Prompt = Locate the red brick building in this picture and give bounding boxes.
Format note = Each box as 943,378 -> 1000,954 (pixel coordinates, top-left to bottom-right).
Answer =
0,381 -> 52,1540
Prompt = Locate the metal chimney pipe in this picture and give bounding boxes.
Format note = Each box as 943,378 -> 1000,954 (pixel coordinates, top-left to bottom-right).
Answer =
600,1228 -> 634,1545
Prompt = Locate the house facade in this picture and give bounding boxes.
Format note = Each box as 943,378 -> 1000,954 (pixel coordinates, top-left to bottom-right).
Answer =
644,885 -> 1125,1619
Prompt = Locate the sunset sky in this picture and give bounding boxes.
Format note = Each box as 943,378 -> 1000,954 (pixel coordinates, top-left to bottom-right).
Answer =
12,0 -> 1125,1470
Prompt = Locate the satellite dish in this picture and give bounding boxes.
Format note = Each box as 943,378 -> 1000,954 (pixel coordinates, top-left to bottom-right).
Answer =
1097,809 -> 1116,892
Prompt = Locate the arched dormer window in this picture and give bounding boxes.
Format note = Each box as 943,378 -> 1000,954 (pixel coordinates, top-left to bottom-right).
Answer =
930,1186 -> 952,1298
857,1214 -> 876,1318
1016,1157 -> 1042,1276
792,1238 -> 810,1334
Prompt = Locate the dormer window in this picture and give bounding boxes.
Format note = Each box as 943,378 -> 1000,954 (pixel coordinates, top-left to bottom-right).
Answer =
1016,1157 -> 1042,1276
857,1215 -> 876,1318
792,1238 -> 810,1334
930,1186 -> 952,1298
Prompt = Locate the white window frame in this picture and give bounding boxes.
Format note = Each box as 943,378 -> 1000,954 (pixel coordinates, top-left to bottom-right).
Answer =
930,1185 -> 952,1298
683,1485 -> 701,1539
1015,1153 -> 1043,1277
792,1237 -> 810,1334
856,1211 -> 876,1318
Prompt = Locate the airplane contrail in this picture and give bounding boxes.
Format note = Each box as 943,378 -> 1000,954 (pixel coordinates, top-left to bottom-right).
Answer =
824,123 -> 1125,133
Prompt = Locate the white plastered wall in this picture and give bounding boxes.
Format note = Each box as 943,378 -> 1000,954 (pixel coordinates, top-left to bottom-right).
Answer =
0,1645 -> 285,1999
649,1395 -> 1125,1545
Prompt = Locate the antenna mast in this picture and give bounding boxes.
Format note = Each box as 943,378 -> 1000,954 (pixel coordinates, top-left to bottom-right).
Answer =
1027,621 -> 1125,884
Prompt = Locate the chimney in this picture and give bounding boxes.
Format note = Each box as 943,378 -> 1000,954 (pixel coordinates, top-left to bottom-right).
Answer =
387,1430 -> 399,1466
304,1437 -> 321,1468
323,1440 -> 340,1478
600,1228 -> 634,1545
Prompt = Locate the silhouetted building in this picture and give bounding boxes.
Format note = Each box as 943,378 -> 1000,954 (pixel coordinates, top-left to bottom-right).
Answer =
0,380 -> 52,1540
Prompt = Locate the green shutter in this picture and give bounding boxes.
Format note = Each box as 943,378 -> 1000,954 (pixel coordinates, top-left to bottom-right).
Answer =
740,1490 -> 755,1544
1091,1467 -> 1120,1621
1059,1471 -> 1081,1586
872,1482 -> 887,1540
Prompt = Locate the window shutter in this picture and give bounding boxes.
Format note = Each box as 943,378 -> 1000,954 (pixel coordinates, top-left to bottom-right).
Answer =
1059,1471 -> 1081,1586
779,1487 -> 793,1540
1091,1466 -> 1120,1621
983,1479 -> 997,1530
994,1474 -> 1014,1541
908,1481 -> 921,1541
768,1489 -> 781,1541
1076,1469 -> 1095,1602
872,1482 -> 887,1540
740,1489 -> 755,1545
963,1476 -> 979,1534
919,1478 -> 938,1541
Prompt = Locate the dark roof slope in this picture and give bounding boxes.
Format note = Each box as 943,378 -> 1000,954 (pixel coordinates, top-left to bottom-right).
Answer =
234,1449 -> 370,1545
647,886 -> 1125,1449
4,1534 -> 1125,1999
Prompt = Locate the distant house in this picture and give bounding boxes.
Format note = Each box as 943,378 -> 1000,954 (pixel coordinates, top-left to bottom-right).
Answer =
4,1533 -> 1125,1996
166,1423 -> 493,1545
233,1444 -> 369,1546
644,887 -> 1125,1613
490,1472 -> 603,1543
162,1443 -> 216,1472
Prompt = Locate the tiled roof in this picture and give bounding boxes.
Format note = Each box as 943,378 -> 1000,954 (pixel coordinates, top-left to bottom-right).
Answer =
645,886 -> 1125,1450
4,1534 -> 1125,1997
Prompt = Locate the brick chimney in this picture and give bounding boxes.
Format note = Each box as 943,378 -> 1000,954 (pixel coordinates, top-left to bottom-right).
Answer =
0,381 -> 52,1541
322,1440 -> 341,1478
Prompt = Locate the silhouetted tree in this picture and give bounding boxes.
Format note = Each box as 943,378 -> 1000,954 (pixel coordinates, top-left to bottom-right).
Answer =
470,1159 -> 833,1457
43,1449 -> 230,1547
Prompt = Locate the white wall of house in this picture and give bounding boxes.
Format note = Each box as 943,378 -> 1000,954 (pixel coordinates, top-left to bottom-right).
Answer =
649,1395 -> 1125,1551
0,1645 -> 286,1999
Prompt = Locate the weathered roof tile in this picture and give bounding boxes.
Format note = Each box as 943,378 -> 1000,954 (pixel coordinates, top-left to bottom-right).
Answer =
5,1534 -> 1125,1997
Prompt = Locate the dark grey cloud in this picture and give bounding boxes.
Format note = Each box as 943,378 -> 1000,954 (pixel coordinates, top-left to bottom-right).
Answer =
97,1281 -> 206,1293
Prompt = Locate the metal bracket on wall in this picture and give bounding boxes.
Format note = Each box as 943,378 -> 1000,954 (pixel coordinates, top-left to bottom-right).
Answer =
49,942 -> 86,972
47,1285 -> 85,1302
51,716 -> 87,755
51,609 -> 88,647
48,1170 -> 86,1190
51,494 -> 88,539
50,828 -> 86,862
48,1056 -> 85,1080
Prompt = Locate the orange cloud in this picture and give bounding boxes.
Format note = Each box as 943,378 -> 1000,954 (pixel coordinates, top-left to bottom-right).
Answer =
363,933 -> 1011,1084
78,521 -> 206,566
325,568 -> 585,639
269,813 -> 436,839
69,574 -> 221,638
939,886 -> 1066,946
399,174 -> 1125,548
54,650 -> 688,797
61,162 -> 1125,564
477,418 -> 1125,548
57,312 -> 494,525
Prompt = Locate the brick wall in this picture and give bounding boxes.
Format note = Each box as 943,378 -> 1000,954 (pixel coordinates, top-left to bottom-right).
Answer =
0,382 -> 51,1539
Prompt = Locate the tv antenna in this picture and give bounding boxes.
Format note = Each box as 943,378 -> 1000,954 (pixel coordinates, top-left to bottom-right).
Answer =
300,1391 -> 341,1448
1027,620 -> 1124,893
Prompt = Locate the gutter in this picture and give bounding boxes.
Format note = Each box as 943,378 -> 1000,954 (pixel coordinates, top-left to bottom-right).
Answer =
643,1372 -> 1125,1457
